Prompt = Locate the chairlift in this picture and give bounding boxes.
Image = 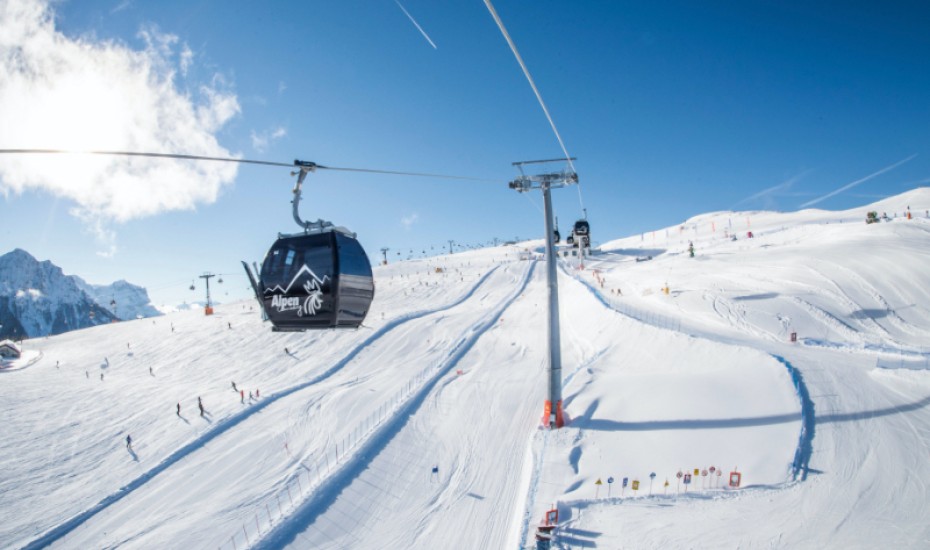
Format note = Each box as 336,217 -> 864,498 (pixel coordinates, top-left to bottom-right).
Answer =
189,281 -> 195,291
242,161 -> 375,331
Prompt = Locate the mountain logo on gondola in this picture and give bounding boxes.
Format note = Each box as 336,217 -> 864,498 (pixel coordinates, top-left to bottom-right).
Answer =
264,264 -> 331,317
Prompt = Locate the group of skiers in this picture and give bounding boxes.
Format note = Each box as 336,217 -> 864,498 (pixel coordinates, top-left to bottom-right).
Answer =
173,395 -> 207,418
232,381 -> 260,403
170,383 -> 262,420
135,383 -> 264,452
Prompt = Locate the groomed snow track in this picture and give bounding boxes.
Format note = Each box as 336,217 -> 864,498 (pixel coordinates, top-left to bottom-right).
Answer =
553,263 -> 814,479
20,263 -> 518,550
253,261 -> 537,548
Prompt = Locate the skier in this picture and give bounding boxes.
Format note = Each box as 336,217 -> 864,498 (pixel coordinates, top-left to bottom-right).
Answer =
176,402 -> 181,416
249,391 -> 253,401
149,366 -> 154,376
240,389 -> 245,403
228,322 -> 232,329
284,347 -> 290,355
100,372 -> 104,381
688,241 -> 695,258
198,396 -> 205,417
126,434 -> 132,450
256,389 -> 260,398
232,381 -> 237,392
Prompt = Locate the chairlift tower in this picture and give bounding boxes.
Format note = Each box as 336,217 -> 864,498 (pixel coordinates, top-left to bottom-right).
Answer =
509,157 -> 578,429
199,273 -> 216,316
380,247 -> 390,265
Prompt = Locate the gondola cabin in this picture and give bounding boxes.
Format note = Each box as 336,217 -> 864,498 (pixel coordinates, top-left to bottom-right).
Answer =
571,219 -> 591,248
244,229 -> 375,331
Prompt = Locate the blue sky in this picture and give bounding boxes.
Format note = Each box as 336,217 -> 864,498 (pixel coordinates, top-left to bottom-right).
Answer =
1,0 -> 928,306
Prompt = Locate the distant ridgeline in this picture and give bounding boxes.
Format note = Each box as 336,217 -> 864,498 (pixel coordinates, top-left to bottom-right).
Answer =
0,249 -> 161,340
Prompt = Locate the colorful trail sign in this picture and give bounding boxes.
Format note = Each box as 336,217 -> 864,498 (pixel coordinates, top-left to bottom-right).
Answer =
729,471 -> 742,488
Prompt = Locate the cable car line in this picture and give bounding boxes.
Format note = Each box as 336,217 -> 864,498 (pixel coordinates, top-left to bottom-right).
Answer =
0,147 -> 493,331
483,1 -> 587,215
0,149 -> 497,183
483,1 -> 575,174
315,164 -> 496,182
0,148 -> 293,168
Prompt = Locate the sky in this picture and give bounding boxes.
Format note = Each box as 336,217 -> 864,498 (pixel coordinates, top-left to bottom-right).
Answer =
1,0 -> 928,307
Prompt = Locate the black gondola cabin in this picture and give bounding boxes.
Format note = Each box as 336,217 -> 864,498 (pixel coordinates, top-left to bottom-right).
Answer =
571,220 -> 590,248
244,230 -> 375,330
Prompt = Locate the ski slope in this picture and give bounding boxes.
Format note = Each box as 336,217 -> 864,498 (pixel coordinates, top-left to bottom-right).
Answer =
2,190 -> 930,549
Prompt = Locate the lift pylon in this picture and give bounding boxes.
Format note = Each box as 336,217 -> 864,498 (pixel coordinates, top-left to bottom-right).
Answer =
509,158 -> 578,428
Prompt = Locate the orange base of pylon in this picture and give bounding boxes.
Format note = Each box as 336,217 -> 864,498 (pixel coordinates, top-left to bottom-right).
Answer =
542,400 -> 565,428
204,306 -> 214,316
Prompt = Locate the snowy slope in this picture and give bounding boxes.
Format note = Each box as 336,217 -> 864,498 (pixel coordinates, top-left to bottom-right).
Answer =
2,192 -> 929,549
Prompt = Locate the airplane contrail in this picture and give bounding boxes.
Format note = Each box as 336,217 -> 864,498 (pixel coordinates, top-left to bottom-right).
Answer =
395,0 -> 437,49
732,171 -> 809,209
800,154 -> 918,208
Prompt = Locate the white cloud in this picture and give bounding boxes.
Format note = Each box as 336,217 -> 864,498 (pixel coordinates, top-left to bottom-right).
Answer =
0,0 -> 241,227
401,213 -> 418,229
179,43 -> 193,76
250,126 -> 287,153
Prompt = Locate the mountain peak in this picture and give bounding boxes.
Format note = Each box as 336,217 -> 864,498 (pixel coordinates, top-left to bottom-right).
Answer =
0,249 -> 160,339
1,248 -> 38,263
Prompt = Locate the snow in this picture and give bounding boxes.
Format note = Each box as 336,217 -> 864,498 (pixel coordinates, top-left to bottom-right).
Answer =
154,302 -> 209,315
2,190 -> 930,549
0,349 -> 41,371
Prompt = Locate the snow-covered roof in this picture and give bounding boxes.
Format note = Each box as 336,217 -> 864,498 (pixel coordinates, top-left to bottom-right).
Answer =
0,339 -> 21,357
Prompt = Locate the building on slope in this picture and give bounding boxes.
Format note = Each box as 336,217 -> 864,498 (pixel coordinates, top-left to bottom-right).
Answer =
0,339 -> 21,359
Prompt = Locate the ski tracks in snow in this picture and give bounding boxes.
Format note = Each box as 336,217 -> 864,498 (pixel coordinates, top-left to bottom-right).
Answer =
20,263 -> 516,550
252,260 -> 537,549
